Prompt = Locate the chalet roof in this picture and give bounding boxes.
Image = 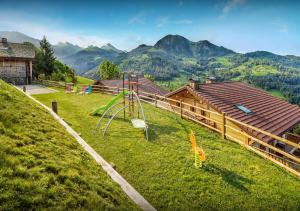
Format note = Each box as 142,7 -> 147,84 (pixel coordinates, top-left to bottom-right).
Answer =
0,41 -> 35,59
168,81 -> 300,142
97,77 -> 169,96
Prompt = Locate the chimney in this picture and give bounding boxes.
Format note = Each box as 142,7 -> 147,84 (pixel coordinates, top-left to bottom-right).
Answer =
206,76 -> 216,84
189,78 -> 199,90
1,38 -> 7,43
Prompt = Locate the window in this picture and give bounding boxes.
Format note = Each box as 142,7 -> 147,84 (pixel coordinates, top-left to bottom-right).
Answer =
190,106 -> 195,112
236,104 -> 253,114
176,102 -> 180,107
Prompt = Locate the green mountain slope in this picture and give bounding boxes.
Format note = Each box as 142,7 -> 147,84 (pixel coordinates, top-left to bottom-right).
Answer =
63,45 -> 123,74
0,80 -> 137,210
53,42 -> 83,59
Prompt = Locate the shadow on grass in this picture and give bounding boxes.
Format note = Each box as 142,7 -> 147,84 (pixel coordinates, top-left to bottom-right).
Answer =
148,122 -> 180,141
203,164 -> 253,192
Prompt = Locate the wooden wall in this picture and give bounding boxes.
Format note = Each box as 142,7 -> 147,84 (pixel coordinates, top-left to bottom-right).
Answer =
168,89 -> 250,145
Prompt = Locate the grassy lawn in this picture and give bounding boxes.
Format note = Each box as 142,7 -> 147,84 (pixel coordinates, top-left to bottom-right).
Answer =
33,89 -> 300,210
0,80 -> 137,210
76,76 -> 95,84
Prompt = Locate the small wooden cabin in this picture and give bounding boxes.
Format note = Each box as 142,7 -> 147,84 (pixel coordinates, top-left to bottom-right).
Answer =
0,38 -> 35,85
166,79 -> 300,155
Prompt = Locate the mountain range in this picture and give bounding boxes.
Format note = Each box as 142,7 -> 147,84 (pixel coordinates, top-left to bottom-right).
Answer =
1,31 -> 300,81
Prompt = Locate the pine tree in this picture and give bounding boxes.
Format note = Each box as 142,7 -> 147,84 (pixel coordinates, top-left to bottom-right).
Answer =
34,36 -> 56,78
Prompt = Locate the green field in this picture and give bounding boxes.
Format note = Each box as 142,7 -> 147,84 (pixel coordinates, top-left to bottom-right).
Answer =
76,76 -> 95,84
33,88 -> 300,210
0,80 -> 137,210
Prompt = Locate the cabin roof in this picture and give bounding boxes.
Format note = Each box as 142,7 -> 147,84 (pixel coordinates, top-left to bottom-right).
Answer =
168,81 -> 300,142
0,41 -> 35,59
97,77 -> 169,96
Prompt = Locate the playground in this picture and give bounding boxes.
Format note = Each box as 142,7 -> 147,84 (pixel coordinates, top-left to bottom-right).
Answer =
33,81 -> 300,210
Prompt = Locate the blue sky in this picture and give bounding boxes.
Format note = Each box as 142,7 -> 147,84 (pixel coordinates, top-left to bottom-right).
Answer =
0,0 -> 299,55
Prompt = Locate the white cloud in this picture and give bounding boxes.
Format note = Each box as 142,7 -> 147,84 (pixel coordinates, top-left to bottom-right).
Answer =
222,0 -> 247,15
0,11 -> 111,47
128,12 -> 146,24
157,16 -> 169,27
272,20 -> 289,34
176,19 -> 193,25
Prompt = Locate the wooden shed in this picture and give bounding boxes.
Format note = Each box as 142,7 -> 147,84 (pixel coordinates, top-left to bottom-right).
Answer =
0,38 -> 35,85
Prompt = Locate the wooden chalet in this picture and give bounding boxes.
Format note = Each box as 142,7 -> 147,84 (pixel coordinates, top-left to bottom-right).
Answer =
0,38 -> 35,85
166,79 -> 300,157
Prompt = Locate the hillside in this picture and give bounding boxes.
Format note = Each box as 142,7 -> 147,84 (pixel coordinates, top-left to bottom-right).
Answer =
33,88 -> 300,210
63,45 -> 123,74
0,31 -> 40,46
0,80 -> 137,210
53,42 -> 83,59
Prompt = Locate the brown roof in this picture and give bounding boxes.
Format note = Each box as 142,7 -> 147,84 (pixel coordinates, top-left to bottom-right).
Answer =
170,82 -> 300,142
0,41 -> 35,59
97,77 -> 169,96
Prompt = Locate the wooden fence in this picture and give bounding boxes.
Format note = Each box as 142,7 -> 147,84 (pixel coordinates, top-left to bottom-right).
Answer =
38,80 -> 300,177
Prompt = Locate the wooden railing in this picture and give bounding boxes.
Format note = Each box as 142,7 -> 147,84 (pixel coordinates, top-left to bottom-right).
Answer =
38,80 -> 300,177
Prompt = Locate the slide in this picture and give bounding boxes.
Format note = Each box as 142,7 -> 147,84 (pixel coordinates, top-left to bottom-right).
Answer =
90,90 -> 129,116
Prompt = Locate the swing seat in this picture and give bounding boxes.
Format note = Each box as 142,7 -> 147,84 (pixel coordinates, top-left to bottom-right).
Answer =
131,119 -> 147,129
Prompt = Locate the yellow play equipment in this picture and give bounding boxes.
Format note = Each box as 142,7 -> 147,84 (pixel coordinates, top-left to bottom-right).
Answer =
190,130 -> 206,168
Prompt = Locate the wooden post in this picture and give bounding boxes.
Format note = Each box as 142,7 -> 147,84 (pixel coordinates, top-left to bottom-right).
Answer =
52,101 -> 58,114
117,88 -> 119,94
123,73 -> 125,120
155,94 -> 157,107
221,112 -> 226,139
23,86 -> 26,92
180,100 -> 183,119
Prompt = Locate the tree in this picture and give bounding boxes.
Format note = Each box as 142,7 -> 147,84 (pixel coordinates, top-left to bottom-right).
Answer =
98,60 -> 121,80
34,36 -> 56,78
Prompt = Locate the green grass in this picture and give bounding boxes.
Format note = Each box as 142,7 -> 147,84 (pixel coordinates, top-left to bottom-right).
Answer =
76,76 -> 95,84
0,80 -> 137,210
268,89 -> 287,100
252,65 -> 278,76
33,89 -> 300,210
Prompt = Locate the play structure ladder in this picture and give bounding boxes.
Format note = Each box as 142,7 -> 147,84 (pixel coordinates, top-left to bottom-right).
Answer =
96,102 -> 128,132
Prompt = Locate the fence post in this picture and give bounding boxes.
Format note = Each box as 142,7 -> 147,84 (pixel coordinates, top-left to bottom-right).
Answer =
221,112 -> 226,139
180,100 -> 183,119
117,88 -> 119,94
52,101 -> 58,114
155,94 -> 157,107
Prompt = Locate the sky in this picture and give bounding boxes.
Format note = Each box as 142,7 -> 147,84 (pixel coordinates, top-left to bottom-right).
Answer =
0,0 -> 299,55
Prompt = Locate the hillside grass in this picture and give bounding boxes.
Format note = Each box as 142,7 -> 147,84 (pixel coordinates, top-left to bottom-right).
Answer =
0,80 -> 137,210
33,89 -> 300,210
76,76 -> 95,84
